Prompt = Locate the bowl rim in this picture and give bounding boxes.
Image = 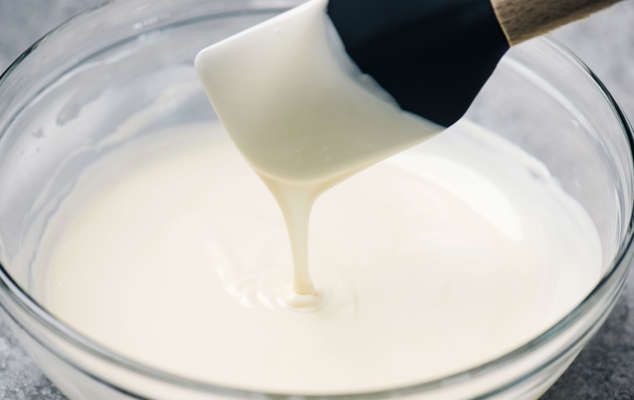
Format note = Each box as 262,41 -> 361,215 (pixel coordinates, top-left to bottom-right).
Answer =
0,3 -> 633,399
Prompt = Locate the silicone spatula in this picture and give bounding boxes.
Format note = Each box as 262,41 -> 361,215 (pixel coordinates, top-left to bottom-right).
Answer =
327,0 -> 621,126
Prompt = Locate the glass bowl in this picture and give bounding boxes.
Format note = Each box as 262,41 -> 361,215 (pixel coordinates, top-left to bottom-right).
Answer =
0,1 -> 632,399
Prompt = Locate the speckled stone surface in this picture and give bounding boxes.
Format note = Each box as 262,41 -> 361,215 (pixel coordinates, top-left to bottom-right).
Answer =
1,1 -> 634,399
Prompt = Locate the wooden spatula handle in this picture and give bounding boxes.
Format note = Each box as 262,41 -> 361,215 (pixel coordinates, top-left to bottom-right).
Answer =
491,0 -> 621,45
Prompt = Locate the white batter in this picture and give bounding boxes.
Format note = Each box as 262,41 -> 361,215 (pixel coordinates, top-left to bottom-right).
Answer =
37,121 -> 602,394
33,0 -> 602,395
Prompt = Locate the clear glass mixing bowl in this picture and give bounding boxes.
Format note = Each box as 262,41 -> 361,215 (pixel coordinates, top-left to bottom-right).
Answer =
0,1 -> 632,399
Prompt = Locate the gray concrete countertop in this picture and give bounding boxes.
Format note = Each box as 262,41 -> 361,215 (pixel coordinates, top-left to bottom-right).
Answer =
1,1 -> 634,399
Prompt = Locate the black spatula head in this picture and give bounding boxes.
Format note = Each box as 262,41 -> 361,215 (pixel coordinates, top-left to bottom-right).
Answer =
327,0 -> 510,127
